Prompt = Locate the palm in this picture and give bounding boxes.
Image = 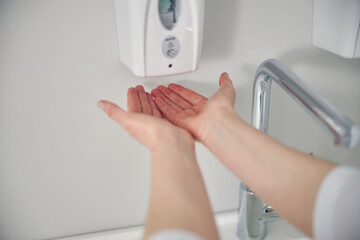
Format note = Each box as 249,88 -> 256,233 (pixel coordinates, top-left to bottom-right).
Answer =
150,84 -> 209,134
99,85 -> 194,150
151,73 -> 236,140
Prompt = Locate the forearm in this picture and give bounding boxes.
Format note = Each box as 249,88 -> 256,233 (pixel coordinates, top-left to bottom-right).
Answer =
201,110 -> 336,236
99,87 -> 218,239
144,142 -> 219,240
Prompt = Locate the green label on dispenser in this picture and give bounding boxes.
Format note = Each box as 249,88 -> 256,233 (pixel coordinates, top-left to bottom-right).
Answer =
159,0 -> 180,30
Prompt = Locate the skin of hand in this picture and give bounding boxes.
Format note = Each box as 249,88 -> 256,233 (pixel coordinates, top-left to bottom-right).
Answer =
98,85 -> 194,152
97,86 -> 219,240
151,72 -> 236,142
151,73 -> 336,237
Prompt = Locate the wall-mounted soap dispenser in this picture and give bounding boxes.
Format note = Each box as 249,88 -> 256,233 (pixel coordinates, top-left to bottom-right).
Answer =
114,0 -> 205,77
313,0 -> 360,59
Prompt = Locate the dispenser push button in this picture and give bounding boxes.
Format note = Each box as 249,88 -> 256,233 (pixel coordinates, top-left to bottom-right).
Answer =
162,36 -> 180,59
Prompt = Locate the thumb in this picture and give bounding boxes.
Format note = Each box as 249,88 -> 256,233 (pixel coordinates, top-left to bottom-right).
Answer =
98,100 -> 128,127
97,100 -> 159,149
98,100 -> 142,135
209,72 -> 236,107
219,72 -> 233,87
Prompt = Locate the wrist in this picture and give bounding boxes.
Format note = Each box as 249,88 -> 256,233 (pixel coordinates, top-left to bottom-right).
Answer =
150,138 -> 197,173
150,128 -> 195,157
198,107 -> 239,144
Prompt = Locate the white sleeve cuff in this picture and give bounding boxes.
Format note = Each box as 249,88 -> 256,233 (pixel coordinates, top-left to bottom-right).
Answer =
313,165 -> 360,240
147,229 -> 205,240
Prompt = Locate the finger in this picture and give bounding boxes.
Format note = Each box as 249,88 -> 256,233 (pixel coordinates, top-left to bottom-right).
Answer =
151,88 -> 166,99
151,88 -> 182,112
98,100 -> 129,127
168,83 -> 207,105
135,85 -> 152,115
154,97 -> 178,124
157,85 -> 193,109
219,72 -> 233,87
127,88 -> 142,113
146,93 -> 161,118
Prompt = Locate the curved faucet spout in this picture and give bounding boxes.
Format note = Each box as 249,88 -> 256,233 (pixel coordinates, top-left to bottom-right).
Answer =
238,59 -> 360,240
252,59 -> 360,148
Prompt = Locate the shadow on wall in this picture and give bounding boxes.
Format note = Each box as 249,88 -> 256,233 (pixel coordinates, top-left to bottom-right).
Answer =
201,0 -> 240,60
240,46 -> 360,82
278,47 -> 360,71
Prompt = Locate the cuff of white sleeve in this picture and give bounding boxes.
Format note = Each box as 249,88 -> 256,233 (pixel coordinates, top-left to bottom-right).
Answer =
313,165 -> 360,240
147,229 -> 205,240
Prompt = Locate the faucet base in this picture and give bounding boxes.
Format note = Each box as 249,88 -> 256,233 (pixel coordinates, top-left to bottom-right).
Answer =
237,183 -> 279,240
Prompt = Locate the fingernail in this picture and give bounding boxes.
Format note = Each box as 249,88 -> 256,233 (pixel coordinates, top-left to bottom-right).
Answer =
97,101 -> 106,110
224,72 -> 233,85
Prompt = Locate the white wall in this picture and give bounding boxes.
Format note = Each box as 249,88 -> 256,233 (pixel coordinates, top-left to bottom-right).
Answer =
0,0 -> 359,239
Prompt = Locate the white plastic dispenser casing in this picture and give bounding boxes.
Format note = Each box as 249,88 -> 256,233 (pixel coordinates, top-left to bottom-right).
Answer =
313,0 -> 360,59
114,0 -> 205,77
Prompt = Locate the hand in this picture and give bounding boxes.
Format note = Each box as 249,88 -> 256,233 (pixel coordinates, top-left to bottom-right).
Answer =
98,87 -> 218,239
151,73 -> 236,142
98,85 -> 194,152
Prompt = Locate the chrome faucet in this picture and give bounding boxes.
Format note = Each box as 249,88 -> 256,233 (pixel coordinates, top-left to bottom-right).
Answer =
237,59 -> 360,240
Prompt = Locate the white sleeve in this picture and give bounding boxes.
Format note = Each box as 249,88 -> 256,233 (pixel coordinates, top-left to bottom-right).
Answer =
313,165 -> 360,240
147,229 -> 205,240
